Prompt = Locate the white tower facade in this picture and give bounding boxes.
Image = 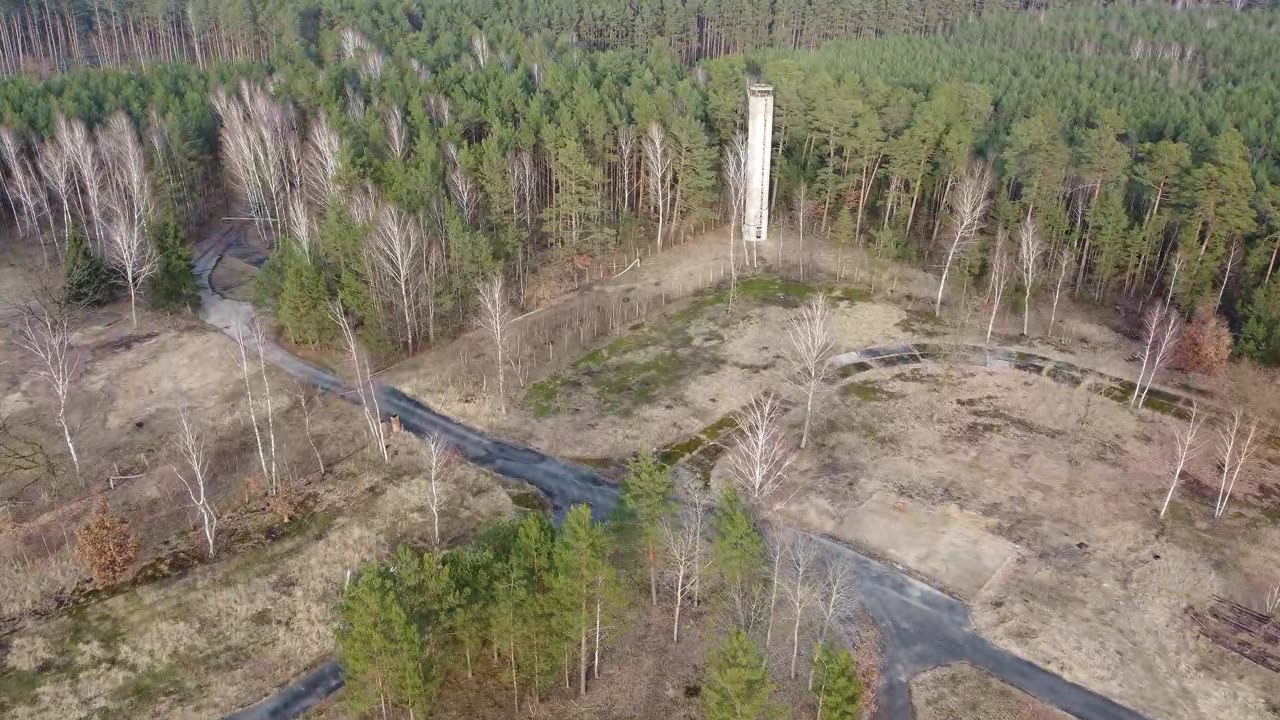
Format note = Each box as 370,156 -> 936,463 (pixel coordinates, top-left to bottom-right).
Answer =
743,84 -> 774,244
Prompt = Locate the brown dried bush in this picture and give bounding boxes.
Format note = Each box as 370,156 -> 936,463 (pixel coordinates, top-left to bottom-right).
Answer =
1176,304 -> 1232,375
851,609 -> 883,718
266,476 -> 299,523
75,501 -> 139,587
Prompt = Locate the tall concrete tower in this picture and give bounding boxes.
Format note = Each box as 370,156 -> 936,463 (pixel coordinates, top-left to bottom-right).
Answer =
743,84 -> 774,245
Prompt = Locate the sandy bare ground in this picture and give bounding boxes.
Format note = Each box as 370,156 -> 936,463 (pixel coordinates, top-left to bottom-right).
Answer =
787,363 -> 1280,720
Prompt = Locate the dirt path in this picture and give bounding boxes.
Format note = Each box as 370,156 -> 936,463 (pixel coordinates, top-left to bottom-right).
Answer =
196,234 -> 1151,720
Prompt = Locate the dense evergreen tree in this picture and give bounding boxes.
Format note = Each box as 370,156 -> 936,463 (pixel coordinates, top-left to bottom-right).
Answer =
276,245 -> 334,346
1240,281 -> 1280,364
5,3 -> 1280,362
710,486 -> 766,629
335,568 -> 436,718
63,230 -> 114,306
702,629 -> 781,720
811,644 -> 862,720
147,220 -> 200,313
615,451 -> 675,605
551,505 -> 619,696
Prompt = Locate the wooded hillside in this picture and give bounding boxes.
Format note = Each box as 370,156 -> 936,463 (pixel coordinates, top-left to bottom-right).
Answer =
4,3 -> 1280,361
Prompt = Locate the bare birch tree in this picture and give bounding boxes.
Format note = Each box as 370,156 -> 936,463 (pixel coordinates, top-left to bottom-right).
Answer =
642,121 -> 672,251
1137,309 -> 1183,409
509,149 -> 534,233
100,112 -> 156,327
476,275 -> 511,414
293,382 -> 325,475
1164,252 -> 1184,307
59,116 -> 103,247
763,527 -> 787,657
304,113 -> 342,209
102,211 -> 156,328
784,293 -> 836,449
1216,239 -> 1241,311
1159,401 -> 1206,518
1017,215 -> 1044,336
470,32 -> 490,68
935,163 -> 990,315
686,483 -> 711,607
213,87 -> 268,236
985,229 -> 1012,344
423,432 -> 457,548
616,125 -> 636,213
0,127 -> 49,246
659,512 -> 702,643
721,131 -> 747,306
15,303 -> 81,477
212,83 -> 302,247
330,301 -> 388,462
347,180 -> 379,227
444,144 -> 481,227
338,27 -> 371,61
1265,584 -> 1280,617
251,320 -> 279,491
284,190 -> 313,260
1214,411 -> 1260,520
231,322 -> 276,492
383,105 -> 408,161
242,82 -> 299,242
785,535 -> 819,680
1048,246 -> 1075,335
448,162 -> 481,228
174,408 -> 217,557
726,394 -> 796,511
809,559 -> 857,690
792,183 -> 810,275
367,204 -> 425,352
37,133 -> 75,248
1131,302 -> 1165,408
1131,302 -> 1182,409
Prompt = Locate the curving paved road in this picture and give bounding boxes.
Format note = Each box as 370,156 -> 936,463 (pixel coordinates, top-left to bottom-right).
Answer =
201,231 -> 1147,720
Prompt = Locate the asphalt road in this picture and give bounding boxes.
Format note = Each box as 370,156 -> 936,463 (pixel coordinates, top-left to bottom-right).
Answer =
201,231 -> 1146,720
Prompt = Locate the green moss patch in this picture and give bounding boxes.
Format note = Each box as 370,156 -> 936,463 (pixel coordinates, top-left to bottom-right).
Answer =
840,380 -> 903,402
525,376 -> 569,417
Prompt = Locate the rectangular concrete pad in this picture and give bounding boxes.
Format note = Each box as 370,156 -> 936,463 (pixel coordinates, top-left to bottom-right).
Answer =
837,493 -> 1018,598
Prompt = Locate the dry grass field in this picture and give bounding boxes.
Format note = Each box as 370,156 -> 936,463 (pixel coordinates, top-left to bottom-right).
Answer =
0,296 -> 359,620
2,432 -> 516,719
911,663 -> 1071,720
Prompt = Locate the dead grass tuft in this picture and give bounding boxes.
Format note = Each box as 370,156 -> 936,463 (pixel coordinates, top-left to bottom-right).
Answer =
74,638 -> 111,665
910,662 -> 1070,720
119,618 -> 201,669
1130,539 -> 1220,623
0,547 -> 82,617
5,634 -> 54,671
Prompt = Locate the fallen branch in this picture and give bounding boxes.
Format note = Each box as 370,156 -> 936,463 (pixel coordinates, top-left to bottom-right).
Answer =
612,258 -> 639,279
